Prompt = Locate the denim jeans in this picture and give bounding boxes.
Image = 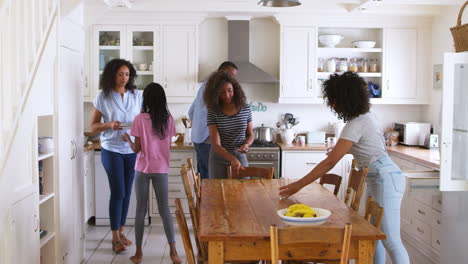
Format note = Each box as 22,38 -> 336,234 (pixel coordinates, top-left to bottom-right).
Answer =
208,149 -> 248,179
194,142 -> 211,179
367,155 -> 410,264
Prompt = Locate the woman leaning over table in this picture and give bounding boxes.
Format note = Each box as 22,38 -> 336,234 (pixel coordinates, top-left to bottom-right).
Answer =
90,59 -> 142,253
279,72 -> 410,264
203,71 -> 254,179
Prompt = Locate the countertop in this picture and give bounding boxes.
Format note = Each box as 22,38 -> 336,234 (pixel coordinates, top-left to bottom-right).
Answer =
386,145 -> 440,171
83,141 -> 194,152
278,143 -> 328,151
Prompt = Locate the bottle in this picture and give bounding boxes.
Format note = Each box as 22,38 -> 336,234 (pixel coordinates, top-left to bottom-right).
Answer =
359,58 -> 368,72
369,58 -> 378,72
337,58 -> 348,72
349,58 -> 358,72
327,58 -> 336,73
317,58 -> 324,72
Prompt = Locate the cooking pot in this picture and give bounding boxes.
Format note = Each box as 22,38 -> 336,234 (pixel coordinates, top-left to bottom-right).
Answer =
253,124 -> 275,143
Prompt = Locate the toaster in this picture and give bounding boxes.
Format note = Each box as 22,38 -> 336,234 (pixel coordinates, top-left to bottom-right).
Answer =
422,134 -> 439,149
394,122 -> 431,146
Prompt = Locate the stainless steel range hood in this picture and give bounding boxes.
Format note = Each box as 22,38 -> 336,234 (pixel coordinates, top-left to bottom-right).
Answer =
227,20 -> 278,84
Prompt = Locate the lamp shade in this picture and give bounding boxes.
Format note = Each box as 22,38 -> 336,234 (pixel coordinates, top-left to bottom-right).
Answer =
257,0 -> 301,7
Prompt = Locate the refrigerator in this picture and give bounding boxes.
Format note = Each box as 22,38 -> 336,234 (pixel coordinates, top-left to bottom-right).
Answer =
440,52 -> 468,263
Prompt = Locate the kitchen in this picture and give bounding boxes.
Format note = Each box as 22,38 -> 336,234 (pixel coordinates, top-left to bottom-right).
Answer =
1,0 -> 467,264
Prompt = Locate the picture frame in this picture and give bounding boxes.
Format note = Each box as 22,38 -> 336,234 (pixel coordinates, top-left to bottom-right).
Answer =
433,64 -> 443,89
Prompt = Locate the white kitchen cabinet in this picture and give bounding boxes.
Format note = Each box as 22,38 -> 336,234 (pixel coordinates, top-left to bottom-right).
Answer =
382,28 -> 417,100
279,27 -> 319,104
87,24 -> 198,103
83,150 -> 95,223
149,150 -> 196,218
281,150 -> 352,201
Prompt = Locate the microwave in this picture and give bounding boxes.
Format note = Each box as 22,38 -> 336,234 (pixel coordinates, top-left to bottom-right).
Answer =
394,122 -> 431,146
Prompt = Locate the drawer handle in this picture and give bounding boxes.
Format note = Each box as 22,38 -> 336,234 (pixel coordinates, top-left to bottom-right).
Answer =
305,162 -> 318,165
417,209 -> 426,215
171,159 -> 182,162
417,227 -> 425,234
438,199 -> 442,205
169,189 -> 181,193
437,220 -> 441,225
436,240 -> 440,245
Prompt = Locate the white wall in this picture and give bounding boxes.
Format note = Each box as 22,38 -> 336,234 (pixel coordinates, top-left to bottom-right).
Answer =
424,6 -> 463,134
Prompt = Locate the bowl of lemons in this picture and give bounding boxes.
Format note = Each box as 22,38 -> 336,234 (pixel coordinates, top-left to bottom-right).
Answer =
277,204 -> 331,226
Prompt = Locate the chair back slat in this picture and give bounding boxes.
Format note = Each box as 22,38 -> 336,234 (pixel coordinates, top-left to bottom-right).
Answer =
344,159 -> 368,211
175,198 -> 196,264
227,166 -> 274,179
319,173 -> 342,196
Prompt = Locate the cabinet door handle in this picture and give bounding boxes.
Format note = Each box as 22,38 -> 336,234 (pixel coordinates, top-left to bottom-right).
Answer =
417,209 -> 426,215
71,140 -> 77,160
387,80 -> 390,91
437,220 -> 441,225
438,199 -> 442,205
417,227 -> 424,234
170,159 -> 182,162
436,239 -> 440,245
34,214 -> 39,232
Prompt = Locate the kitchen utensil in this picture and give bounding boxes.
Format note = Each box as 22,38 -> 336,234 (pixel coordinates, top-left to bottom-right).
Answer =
138,64 -> 148,71
183,128 -> 192,145
253,124 -> 276,143
277,208 -> 331,226
352,40 -> 376,48
280,128 -> 296,145
318,34 -> 344,48
181,117 -> 191,128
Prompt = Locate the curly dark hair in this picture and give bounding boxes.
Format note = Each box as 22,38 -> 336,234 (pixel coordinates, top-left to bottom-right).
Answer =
322,72 -> 370,122
100,58 -> 137,96
142,83 -> 171,139
203,71 -> 246,112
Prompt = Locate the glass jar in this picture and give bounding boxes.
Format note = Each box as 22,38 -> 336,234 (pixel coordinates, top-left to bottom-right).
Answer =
327,58 -> 336,73
369,58 -> 379,73
349,58 -> 358,72
317,58 -> 324,72
359,59 -> 368,72
337,58 -> 348,72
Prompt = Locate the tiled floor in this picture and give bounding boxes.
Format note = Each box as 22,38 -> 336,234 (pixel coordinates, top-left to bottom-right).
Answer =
84,220 -> 436,264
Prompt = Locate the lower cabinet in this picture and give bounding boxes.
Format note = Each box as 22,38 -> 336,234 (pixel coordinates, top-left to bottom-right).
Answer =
400,170 -> 441,263
281,150 -> 353,201
149,150 -> 196,218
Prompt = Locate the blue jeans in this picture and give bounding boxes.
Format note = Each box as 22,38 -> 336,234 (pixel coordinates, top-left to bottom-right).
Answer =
194,142 -> 211,179
101,148 -> 136,231
367,155 -> 410,264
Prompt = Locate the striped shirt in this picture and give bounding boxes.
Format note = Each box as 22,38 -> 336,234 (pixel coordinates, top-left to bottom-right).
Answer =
207,104 -> 252,151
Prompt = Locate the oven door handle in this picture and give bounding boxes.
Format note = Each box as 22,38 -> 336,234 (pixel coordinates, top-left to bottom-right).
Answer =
248,162 -> 277,165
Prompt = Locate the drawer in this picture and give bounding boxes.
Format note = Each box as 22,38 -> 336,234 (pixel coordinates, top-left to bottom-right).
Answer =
170,151 -> 194,167
432,194 -> 442,212
168,174 -> 182,184
412,193 -> 433,206
431,209 -> 441,230
169,167 -> 181,176
411,199 -> 432,224
282,152 -> 326,179
431,228 -> 441,252
168,183 -> 186,198
411,217 -> 431,244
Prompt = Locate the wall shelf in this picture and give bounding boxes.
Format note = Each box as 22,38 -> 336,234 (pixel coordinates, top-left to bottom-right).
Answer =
39,193 -> 55,205
133,46 -> 153,50
318,47 -> 382,53
38,152 -> 54,161
317,72 -> 382,78
99,45 -> 120,50
137,71 -> 153,75
40,232 -> 55,248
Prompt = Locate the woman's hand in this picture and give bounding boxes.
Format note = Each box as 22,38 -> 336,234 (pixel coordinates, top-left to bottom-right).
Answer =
121,133 -> 131,143
236,144 -> 249,153
108,121 -> 122,130
279,180 -> 305,198
230,158 -> 243,175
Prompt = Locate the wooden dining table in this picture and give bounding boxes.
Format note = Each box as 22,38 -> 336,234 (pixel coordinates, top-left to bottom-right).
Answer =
199,179 -> 386,264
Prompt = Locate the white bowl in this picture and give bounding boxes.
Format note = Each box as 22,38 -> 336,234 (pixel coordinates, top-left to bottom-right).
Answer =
352,40 -> 376,49
319,35 -> 343,48
277,208 -> 332,226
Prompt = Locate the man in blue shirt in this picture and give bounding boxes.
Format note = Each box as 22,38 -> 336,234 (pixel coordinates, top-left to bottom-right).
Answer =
188,61 -> 238,179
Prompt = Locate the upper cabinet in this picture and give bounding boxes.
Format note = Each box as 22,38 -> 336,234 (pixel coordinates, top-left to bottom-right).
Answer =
85,24 -> 198,103
279,27 -> 319,103
279,24 -> 430,105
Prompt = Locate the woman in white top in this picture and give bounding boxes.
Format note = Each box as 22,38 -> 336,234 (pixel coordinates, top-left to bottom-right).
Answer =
280,72 -> 410,264
90,59 -> 142,253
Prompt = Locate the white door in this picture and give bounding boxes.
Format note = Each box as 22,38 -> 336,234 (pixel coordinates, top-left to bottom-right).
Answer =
383,28 -> 417,99
58,46 -> 84,263
161,25 -> 196,97
11,193 -> 40,264
280,27 -> 316,99
440,53 -> 468,191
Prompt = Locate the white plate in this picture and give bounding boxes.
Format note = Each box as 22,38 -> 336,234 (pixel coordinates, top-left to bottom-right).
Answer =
277,208 -> 331,226
121,122 -> 132,129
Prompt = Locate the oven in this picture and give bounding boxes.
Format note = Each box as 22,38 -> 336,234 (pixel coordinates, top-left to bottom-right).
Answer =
247,143 -> 281,179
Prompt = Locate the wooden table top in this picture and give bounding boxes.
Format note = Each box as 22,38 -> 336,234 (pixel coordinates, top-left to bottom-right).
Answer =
199,179 -> 386,241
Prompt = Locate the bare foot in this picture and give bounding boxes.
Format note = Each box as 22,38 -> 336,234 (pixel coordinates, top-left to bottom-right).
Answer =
170,252 -> 182,264
129,255 -> 142,264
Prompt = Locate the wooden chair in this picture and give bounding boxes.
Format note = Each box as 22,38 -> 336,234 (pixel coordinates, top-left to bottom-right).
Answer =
319,174 -> 343,196
226,166 -> 274,179
365,196 -> 384,259
180,165 -> 207,262
188,158 -> 202,203
344,160 -> 368,211
270,224 -> 352,264
175,198 -> 196,264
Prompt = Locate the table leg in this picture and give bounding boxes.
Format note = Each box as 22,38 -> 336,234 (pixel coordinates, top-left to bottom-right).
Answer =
208,241 -> 224,264
356,240 -> 373,264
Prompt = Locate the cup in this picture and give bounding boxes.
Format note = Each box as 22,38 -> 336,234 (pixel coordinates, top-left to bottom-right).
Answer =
296,135 -> 306,146
138,63 -> 148,71
326,137 -> 336,152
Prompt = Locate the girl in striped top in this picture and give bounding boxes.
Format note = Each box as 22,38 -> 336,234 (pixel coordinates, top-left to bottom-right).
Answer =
204,71 -> 254,179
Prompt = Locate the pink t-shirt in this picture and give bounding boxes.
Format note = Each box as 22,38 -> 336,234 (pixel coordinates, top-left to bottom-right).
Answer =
130,113 -> 176,173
